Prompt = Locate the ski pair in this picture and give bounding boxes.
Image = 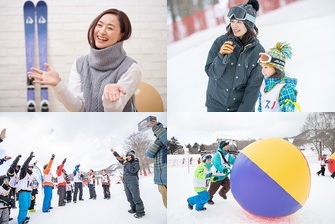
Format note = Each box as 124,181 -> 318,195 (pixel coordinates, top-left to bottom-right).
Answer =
23,1 -> 49,112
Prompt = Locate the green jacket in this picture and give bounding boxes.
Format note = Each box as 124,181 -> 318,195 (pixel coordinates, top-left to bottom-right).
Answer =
193,162 -> 212,193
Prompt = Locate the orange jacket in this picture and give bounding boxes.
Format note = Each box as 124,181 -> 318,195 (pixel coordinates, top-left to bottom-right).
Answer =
43,159 -> 54,187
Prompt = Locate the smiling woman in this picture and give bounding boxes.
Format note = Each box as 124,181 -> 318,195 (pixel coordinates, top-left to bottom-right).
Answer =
28,8 -> 141,112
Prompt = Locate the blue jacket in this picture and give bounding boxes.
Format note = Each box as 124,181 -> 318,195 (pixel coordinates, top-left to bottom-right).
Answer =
145,123 -> 167,185
205,34 -> 264,111
211,147 -> 235,182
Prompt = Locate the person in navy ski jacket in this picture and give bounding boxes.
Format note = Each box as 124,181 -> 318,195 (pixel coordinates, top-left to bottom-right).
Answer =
205,0 -> 264,111
111,148 -> 145,218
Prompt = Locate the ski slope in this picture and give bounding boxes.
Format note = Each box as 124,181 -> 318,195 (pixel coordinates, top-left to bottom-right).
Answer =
167,0 -> 335,112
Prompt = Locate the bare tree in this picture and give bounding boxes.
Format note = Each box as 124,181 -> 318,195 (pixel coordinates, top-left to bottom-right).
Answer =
123,132 -> 153,176
302,113 -> 335,159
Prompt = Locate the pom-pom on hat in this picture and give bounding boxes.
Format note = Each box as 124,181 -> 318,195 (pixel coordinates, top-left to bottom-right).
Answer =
228,0 -> 259,29
259,42 -> 292,72
126,150 -> 135,158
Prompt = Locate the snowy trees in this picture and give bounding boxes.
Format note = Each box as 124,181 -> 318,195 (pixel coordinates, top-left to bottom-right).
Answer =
302,113 -> 335,158
123,132 -> 153,176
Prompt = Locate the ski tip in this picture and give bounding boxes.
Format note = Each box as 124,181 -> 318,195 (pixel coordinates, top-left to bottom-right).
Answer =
24,1 -> 34,8
36,1 -> 47,7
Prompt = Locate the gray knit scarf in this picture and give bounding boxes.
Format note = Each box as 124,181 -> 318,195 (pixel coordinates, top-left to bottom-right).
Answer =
76,41 -> 136,112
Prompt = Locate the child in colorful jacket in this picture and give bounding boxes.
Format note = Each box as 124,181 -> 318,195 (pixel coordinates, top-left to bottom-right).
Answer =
187,154 -> 213,211
258,42 -> 300,112
208,140 -> 236,204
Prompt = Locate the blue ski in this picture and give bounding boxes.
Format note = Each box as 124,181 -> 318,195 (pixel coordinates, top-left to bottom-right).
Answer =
36,1 -> 49,112
23,1 -> 36,112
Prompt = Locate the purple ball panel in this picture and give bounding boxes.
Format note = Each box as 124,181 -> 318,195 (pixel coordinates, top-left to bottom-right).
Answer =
231,153 -> 302,217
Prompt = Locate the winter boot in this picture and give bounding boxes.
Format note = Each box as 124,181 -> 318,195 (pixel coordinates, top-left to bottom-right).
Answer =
134,213 -> 145,218
187,199 -> 193,210
207,199 -> 214,205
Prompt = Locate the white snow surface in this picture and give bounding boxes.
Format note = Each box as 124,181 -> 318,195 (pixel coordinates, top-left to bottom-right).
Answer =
168,151 -> 334,224
167,0 -> 335,112
10,174 -> 166,224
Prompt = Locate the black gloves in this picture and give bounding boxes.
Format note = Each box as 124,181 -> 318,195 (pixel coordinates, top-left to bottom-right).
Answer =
29,152 -> 35,158
51,154 -> 55,160
62,158 -> 67,164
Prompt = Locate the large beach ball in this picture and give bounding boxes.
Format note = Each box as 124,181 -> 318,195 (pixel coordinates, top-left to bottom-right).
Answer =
231,138 -> 311,218
327,153 -> 335,173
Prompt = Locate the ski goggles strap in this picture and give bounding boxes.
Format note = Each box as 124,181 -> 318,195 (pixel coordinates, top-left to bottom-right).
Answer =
227,6 -> 256,24
259,53 -> 286,67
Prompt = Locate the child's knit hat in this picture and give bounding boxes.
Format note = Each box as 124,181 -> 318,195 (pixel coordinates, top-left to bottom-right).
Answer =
260,42 -> 292,72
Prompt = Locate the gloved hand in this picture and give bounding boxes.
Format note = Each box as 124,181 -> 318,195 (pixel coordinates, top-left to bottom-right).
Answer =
30,152 -> 35,158
223,167 -> 231,174
76,164 -> 80,168
51,154 -> 55,160
219,41 -> 235,55
62,158 -> 67,164
3,156 -> 12,161
205,173 -> 212,179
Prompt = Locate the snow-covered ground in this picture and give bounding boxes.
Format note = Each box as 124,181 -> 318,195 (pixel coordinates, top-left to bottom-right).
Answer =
168,151 -> 334,224
167,0 -> 335,112
9,174 -> 166,224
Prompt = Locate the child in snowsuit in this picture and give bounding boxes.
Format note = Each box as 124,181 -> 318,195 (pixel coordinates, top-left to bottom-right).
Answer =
7,155 -> 21,210
187,154 -> 213,211
88,169 -> 97,200
101,170 -> 110,200
208,140 -> 235,204
65,179 -> 73,203
258,42 -> 300,112
0,176 -> 11,223
316,155 -> 327,176
28,175 -> 39,212
111,148 -> 145,218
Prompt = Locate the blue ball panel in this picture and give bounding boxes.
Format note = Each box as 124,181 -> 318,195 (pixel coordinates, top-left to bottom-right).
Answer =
231,153 -> 302,217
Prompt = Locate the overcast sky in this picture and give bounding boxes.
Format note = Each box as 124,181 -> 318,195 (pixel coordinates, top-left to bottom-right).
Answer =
167,112 -> 310,145
0,112 -> 166,175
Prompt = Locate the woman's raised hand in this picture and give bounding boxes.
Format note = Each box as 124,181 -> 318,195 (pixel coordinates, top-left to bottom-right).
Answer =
103,83 -> 126,102
28,63 -> 61,87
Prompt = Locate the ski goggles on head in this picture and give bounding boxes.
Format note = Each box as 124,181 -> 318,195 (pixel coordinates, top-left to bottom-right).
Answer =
227,6 -> 256,24
258,53 -> 286,67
